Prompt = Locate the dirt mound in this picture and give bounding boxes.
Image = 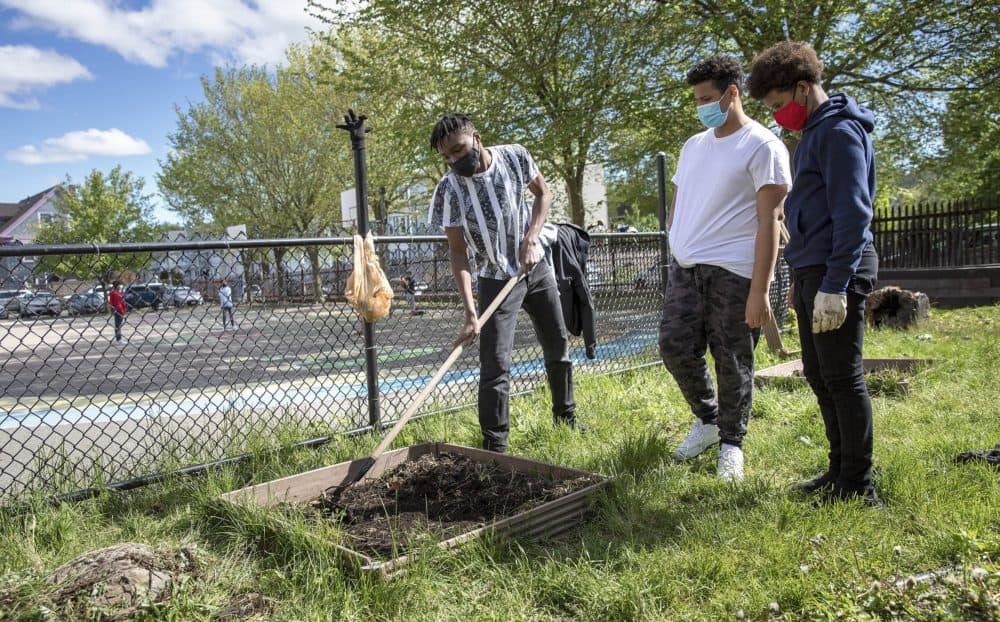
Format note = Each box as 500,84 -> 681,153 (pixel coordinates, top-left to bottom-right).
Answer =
41,542 -> 197,620
866,286 -> 930,329
308,452 -> 601,558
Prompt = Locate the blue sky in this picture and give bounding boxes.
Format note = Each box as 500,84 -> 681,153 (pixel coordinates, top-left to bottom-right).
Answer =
0,0 -> 322,224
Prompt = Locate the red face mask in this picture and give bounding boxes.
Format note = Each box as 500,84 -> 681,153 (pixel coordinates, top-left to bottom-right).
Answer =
773,97 -> 808,132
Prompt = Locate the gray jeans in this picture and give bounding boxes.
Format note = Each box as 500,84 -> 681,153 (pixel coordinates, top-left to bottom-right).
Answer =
658,261 -> 759,447
478,263 -> 576,452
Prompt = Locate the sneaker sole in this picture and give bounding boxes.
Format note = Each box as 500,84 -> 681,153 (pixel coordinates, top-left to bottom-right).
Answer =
673,440 -> 720,461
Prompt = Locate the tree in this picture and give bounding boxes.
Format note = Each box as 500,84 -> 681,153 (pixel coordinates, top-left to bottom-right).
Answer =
672,0 -> 999,196
34,166 -> 157,306
159,43 -> 356,301
316,29 -> 443,229
312,0 -> 692,226
905,84 -> 1000,202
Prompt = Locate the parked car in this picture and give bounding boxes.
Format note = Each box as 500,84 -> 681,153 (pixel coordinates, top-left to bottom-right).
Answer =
124,283 -> 172,310
20,291 -> 62,317
0,289 -> 33,314
171,286 -> 204,306
67,292 -> 105,315
0,304 -> 7,320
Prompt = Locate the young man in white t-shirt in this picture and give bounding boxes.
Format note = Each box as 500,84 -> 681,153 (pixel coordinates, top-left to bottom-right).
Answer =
660,56 -> 791,481
219,279 -> 235,331
427,113 -> 578,453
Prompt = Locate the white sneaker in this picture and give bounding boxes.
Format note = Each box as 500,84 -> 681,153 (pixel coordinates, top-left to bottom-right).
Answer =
673,418 -> 720,460
717,443 -> 745,482
115,338 -> 125,347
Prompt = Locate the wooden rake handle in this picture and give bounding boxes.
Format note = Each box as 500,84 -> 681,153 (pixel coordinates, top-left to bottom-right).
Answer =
362,273 -> 525,470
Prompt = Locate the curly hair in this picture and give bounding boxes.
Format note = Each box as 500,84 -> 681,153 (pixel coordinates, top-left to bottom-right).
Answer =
686,55 -> 744,93
748,41 -> 824,100
430,113 -> 475,150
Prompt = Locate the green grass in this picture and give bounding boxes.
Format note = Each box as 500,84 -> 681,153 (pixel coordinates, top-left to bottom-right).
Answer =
1,306 -> 998,621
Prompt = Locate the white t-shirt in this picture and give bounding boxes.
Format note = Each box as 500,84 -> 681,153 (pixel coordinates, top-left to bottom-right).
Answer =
219,286 -> 233,308
670,120 -> 791,279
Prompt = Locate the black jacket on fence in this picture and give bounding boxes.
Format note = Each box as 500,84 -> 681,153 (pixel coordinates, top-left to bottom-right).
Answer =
550,223 -> 598,359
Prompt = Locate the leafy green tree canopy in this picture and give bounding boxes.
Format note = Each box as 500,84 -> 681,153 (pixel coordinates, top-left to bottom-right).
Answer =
34,166 -> 157,298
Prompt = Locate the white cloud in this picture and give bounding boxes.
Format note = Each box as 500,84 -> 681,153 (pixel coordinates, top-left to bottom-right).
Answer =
0,0 -> 321,68
6,128 -> 151,164
0,45 -> 92,109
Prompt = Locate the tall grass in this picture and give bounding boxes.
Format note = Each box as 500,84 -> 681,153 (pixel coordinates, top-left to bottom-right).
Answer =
0,306 -> 997,621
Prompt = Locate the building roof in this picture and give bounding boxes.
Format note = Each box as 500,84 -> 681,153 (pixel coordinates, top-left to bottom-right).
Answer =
0,185 -> 61,239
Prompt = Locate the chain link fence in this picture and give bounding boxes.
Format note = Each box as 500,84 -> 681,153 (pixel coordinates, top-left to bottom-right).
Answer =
0,231 -> 670,501
0,231 -> 790,501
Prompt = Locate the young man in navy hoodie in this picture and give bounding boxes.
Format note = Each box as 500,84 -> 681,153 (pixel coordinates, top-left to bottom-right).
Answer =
749,41 -> 883,508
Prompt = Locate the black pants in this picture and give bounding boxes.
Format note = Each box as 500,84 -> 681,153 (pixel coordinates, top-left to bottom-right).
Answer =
113,313 -> 124,341
478,263 -> 575,452
658,262 -> 759,447
793,252 -> 877,492
221,306 -> 235,329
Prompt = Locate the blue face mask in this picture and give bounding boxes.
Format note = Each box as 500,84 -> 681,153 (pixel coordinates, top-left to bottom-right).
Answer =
697,98 -> 729,128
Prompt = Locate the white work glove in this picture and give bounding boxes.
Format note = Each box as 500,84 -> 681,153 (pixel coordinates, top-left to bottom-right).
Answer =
812,291 -> 847,333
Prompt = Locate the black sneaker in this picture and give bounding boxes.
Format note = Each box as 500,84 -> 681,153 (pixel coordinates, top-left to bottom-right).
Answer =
481,440 -> 507,454
792,471 -> 836,494
815,485 -> 885,510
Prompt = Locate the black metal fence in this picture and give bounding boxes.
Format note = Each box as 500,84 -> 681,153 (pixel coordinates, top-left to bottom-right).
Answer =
0,232 -> 684,500
872,196 -> 1000,269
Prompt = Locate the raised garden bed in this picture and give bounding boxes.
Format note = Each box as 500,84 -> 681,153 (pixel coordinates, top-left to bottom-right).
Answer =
755,358 -> 934,395
218,443 -> 610,577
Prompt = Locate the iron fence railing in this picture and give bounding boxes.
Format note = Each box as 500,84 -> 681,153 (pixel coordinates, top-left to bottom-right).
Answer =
872,196 -> 1000,269
0,232 -> 686,500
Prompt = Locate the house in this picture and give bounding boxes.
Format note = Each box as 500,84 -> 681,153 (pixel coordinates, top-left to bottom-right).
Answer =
0,185 -> 63,245
0,186 -> 65,288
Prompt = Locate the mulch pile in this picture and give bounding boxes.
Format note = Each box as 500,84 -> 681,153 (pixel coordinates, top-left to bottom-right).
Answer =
307,451 -> 602,558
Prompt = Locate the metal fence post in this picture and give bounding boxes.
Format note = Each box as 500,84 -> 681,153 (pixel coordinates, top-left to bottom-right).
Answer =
656,152 -> 670,283
338,109 -> 382,430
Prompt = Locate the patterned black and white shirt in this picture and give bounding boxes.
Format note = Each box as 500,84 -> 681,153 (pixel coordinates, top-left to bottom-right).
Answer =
427,143 -> 540,279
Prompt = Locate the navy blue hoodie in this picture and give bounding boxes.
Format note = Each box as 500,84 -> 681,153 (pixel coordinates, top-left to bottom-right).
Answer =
784,93 -> 876,294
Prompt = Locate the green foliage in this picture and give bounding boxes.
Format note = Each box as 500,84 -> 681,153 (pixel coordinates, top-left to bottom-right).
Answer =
159,43 -> 367,300
33,166 -> 157,290
312,0 -> 691,226
313,0 -> 994,220
677,0 -> 999,201
914,89 -> 1000,201
158,43 -> 354,238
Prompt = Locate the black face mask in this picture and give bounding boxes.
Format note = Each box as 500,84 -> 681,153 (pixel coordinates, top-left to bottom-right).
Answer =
451,147 -> 480,177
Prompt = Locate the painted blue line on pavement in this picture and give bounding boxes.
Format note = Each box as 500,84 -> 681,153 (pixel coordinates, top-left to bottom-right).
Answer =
1,330 -> 657,430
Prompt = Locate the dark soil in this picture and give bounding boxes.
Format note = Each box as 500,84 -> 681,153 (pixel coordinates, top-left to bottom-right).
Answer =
306,452 -> 602,558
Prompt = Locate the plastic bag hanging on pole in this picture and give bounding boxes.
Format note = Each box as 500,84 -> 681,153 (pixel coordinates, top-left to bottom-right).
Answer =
345,232 -> 393,322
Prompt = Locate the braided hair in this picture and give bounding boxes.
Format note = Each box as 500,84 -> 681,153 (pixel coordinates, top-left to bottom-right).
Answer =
430,113 -> 475,150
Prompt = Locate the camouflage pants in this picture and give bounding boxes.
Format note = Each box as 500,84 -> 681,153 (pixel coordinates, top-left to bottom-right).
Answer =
658,261 -> 759,446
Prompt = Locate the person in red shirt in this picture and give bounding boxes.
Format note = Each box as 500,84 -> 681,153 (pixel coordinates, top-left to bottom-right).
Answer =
109,280 -> 127,346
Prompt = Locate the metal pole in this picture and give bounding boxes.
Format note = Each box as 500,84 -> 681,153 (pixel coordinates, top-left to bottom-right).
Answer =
338,109 -> 381,430
656,152 -> 671,284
